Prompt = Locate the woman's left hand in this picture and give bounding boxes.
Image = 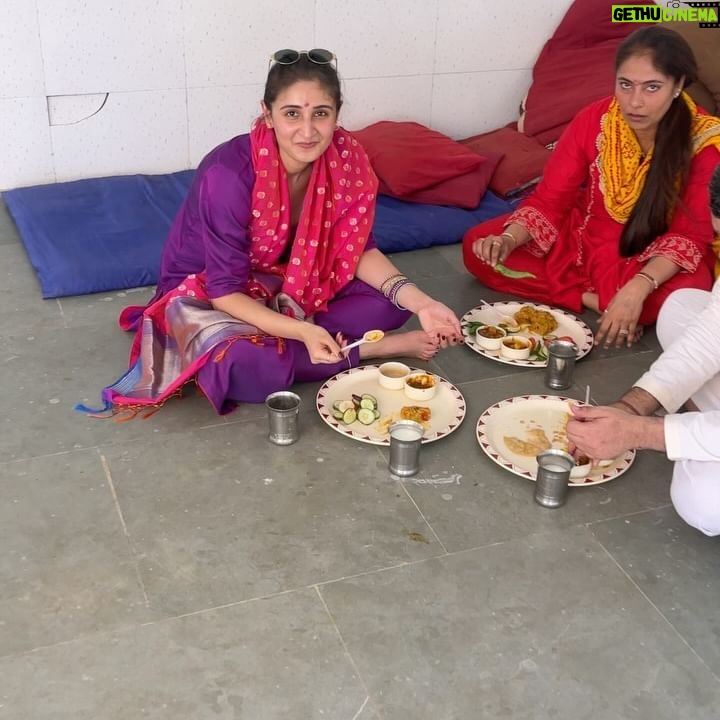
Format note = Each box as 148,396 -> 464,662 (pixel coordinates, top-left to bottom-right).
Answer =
416,301 -> 463,348
595,281 -> 646,348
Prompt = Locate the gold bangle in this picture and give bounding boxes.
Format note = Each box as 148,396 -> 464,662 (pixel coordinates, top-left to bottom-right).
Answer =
500,231 -> 517,246
635,271 -> 658,291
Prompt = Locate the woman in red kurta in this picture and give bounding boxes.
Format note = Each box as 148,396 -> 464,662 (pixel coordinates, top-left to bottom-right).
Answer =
463,27 -> 720,348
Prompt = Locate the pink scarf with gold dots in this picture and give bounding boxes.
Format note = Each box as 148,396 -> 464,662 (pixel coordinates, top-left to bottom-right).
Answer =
248,120 -> 378,315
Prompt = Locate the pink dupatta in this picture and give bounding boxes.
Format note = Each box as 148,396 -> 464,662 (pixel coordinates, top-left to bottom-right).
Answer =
248,120 -> 378,315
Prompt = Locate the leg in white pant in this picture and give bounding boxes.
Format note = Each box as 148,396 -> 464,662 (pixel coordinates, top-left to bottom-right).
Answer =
670,460 -> 720,536
656,289 -> 720,412
658,290 -> 720,535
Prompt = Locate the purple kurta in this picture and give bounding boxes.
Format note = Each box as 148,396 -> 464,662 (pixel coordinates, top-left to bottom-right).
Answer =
128,134 -> 408,414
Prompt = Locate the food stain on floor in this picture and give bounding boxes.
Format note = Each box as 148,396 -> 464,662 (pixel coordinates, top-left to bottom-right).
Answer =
406,531 -> 430,544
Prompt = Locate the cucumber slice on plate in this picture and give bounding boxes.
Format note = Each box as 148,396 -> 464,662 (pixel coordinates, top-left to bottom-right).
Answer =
357,407 -> 376,425
359,394 -> 377,410
342,407 -> 357,425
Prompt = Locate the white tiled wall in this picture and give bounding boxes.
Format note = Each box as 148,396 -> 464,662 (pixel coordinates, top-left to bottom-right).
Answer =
50,90 -> 189,182
0,0 -> 574,190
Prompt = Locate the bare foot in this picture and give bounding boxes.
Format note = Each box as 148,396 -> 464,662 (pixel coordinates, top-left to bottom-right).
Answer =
360,330 -> 439,361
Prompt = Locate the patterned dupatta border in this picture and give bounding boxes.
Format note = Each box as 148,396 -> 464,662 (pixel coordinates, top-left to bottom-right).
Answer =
76,274 -> 304,416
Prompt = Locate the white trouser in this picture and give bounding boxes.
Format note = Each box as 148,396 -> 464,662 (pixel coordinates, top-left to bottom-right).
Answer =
657,289 -> 720,536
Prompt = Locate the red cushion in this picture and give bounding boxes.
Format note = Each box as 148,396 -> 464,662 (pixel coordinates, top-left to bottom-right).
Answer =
389,150 -> 503,209
522,0 -> 653,142
458,128 -> 551,198
352,121 -> 484,197
523,43 -> 617,141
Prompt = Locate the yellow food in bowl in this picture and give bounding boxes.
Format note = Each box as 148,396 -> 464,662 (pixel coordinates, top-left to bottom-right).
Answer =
478,325 -> 505,339
502,337 -> 530,350
404,372 -> 438,400
406,374 -> 435,389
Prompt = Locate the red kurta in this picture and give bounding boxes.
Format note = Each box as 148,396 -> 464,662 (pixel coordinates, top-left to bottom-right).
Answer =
463,97 -> 719,325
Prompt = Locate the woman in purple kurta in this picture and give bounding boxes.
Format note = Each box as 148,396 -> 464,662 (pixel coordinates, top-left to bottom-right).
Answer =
92,51 -> 462,416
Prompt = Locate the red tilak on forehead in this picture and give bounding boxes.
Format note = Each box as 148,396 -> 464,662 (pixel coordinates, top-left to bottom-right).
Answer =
303,102 -> 310,107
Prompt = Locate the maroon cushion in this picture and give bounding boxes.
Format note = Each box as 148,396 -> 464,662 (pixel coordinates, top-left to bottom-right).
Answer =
352,121 -> 484,197
459,128 -> 551,198
521,0 -> 653,143
391,151 -> 503,209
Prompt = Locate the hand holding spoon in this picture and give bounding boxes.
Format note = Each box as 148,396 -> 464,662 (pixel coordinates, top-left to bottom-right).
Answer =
340,329 -> 384,354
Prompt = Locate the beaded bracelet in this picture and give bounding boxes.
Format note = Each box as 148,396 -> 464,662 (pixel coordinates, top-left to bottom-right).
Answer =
389,278 -> 417,309
380,273 -> 406,297
384,275 -> 408,300
635,271 -> 659,291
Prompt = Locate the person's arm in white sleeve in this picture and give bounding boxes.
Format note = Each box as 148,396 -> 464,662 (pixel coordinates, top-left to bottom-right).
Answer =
635,282 -> 720,412
664,411 -> 720,462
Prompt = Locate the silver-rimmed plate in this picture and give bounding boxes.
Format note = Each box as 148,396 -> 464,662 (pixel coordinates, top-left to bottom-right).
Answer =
462,301 -> 594,367
476,394 -> 635,486
316,365 -> 466,446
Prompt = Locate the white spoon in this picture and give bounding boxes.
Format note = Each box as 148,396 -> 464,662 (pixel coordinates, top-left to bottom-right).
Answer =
340,329 -> 385,354
479,299 -> 513,326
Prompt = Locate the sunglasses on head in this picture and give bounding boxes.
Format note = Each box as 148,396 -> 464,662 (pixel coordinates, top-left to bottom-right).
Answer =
269,48 -> 336,69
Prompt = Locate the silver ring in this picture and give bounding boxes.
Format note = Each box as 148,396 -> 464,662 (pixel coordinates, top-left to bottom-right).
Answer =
618,329 -> 629,335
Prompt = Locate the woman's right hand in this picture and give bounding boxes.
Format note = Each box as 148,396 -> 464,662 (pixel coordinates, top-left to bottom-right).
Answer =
299,323 -> 344,364
471,233 -> 515,267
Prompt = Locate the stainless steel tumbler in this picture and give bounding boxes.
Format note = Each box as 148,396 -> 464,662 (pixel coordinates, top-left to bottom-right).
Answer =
388,420 -> 424,476
265,391 -> 301,445
544,339 -> 578,390
534,449 -> 574,508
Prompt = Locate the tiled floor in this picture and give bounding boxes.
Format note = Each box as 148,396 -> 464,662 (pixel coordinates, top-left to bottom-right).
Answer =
1,196 -> 719,719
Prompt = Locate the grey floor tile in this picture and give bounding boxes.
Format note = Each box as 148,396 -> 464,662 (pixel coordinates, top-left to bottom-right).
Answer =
574,352 -> 663,405
0,589 -> 370,720
432,242 -> 466,275
591,507 -> 720,677
434,337 -> 540,385
0,197 -> 20,246
391,372 -> 672,552
320,526 -> 720,720
1,323 -> 226,462
0,450 -> 156,657
1,238 -> 716,716
0,243 -> 63,335
57,285 -> 155,330
102,421 -> 442,616
386,246 -> 459,280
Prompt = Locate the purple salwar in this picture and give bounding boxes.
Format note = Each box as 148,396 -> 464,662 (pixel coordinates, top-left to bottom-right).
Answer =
198,278 -> 410,414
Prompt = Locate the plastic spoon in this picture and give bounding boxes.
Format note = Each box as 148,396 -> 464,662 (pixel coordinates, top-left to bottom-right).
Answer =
480,299 -> 514,326
340,329 -> 385,354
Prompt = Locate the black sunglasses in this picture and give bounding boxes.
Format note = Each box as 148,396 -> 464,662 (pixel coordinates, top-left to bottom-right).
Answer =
269,48 -> 336,69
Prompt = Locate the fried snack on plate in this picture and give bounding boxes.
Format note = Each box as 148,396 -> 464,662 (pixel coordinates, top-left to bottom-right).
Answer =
503,428 -> 551,457
400,405 -> 432,423
377,406 -> 432,435
513,305 -> 558,336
